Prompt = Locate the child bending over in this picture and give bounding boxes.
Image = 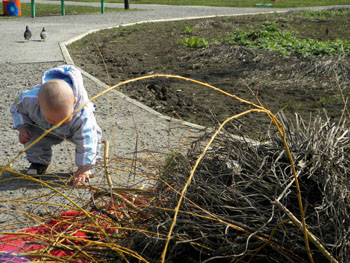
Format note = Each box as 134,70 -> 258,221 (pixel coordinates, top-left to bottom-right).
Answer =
10,65 -> 102,186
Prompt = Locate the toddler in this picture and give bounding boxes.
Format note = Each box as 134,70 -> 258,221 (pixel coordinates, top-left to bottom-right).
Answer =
10,65 -> 102,186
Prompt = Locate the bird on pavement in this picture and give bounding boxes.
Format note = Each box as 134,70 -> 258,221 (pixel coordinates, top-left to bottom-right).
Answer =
24,25 -> 32,41
40,27 -> 47,41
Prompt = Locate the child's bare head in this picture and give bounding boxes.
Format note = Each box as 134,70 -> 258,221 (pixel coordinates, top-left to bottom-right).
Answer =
38,79 -> 77,124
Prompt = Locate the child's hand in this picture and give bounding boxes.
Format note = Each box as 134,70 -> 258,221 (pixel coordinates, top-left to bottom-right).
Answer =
73,167 -> 91,187
18,127 -> 31,144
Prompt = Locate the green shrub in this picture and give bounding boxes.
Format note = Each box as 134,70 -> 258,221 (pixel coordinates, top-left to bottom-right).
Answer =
185,26 -> 193,34
297,9 -> 350,21
225,21 -> 350,57
182,36 -> 209,48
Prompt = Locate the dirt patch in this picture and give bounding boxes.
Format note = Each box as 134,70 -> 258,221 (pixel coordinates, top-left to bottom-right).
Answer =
68,8 -> 350,139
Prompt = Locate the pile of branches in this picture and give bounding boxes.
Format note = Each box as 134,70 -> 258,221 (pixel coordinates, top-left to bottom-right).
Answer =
118,112 -> 350,262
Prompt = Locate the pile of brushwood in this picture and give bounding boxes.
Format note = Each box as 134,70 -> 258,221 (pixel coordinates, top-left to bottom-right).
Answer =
116,112 -> 350,263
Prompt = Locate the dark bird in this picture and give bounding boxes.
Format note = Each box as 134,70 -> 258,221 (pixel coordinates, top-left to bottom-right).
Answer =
40,27 -> 47,41
325,27 -> 329,35
24,25 -> 32,41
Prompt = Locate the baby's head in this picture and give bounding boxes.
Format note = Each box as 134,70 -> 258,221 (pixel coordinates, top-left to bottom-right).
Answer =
38,79 -> 77,124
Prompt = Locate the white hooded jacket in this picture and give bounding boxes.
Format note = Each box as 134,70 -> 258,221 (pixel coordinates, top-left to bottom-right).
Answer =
10,65 -> 102,167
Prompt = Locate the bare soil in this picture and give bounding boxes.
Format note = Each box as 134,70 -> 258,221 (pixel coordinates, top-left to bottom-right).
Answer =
68,9 -> 350,139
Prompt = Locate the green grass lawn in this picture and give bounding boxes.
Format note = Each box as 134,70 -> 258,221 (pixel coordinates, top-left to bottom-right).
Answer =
56,0 -> 350,8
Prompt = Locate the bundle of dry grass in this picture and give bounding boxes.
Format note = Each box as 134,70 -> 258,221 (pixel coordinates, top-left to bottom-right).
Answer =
301,56 -> 350,81
117,112 -> 350,263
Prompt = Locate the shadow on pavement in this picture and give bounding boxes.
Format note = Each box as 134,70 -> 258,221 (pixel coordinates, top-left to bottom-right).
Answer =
0,171 -> 72,190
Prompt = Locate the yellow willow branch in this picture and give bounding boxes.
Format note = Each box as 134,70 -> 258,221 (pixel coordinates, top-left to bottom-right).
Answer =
268,114 -> 313,263
274,200 -> 337,263
155,177 -> 307,262
0,73 -> 268,178
1,74 -> 312,261
0,231 -> 148,262
104,140 -> 113,188
0,167 -> 115,246
161,108 -> 265,262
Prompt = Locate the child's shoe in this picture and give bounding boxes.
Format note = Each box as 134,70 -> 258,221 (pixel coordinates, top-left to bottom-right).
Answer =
26,163 -> 48,176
